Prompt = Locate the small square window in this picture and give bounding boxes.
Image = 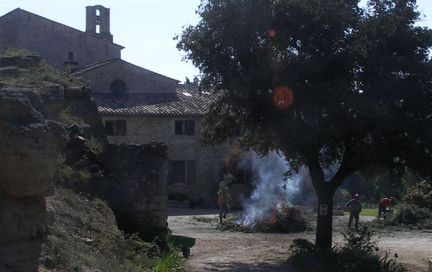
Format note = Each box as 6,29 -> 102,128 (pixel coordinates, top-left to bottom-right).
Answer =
105,119 -> 127,136
115,120 -> 127,136
174,120 -> 195,135
105,120 -> 114,136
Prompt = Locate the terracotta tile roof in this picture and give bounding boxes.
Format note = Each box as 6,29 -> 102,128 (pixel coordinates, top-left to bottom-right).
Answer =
93,84 -> 217,117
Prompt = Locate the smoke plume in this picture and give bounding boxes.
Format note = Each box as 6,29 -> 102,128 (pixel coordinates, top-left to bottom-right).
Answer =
237,150 -> 309,226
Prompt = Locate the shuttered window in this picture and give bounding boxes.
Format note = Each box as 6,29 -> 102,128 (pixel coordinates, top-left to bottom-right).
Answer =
105,120 -> 127,136
174,120 -> 195,135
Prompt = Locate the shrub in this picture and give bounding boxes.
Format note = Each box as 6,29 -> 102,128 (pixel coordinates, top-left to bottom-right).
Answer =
168,192 -> 189,202
123,233 -> 184,272
403,180 -> 432,210
288,227 -> 406,272
387,204 -> 432,226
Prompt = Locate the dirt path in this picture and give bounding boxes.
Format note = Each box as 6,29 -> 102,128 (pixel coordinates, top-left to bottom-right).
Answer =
168,208 -> 432,272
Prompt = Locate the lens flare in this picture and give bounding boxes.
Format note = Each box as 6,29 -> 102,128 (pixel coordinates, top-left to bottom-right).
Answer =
272,86 -> 294,109
267,29 -> 277,38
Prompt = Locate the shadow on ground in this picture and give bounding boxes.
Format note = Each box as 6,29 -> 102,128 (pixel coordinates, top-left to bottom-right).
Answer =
194,261 -> 297,272
168,207 -> 220,216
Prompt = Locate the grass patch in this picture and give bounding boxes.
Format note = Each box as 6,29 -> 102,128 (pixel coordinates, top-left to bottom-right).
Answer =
124,233 -> 184,272
344,208 -> 378,217
0,48 -> 83,87
153,253 -> 184,272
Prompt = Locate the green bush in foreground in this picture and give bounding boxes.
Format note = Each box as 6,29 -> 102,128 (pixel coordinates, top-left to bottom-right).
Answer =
288,227 -> 406,272
124,233 -> 184,272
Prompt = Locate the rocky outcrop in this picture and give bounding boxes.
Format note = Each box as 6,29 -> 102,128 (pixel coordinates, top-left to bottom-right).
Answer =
0,85 -> 65,243
0,53 -> 170,257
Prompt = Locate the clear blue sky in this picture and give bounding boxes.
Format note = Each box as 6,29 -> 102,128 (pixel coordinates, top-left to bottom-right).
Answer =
1,0 -> 431,82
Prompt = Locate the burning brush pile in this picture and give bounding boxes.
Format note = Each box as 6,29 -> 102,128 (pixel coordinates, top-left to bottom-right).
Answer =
221,150 -> 311,233
223,205 -> 308,233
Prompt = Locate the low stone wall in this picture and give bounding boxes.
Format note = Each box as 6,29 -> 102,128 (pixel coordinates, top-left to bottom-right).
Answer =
103,143 -> 168,233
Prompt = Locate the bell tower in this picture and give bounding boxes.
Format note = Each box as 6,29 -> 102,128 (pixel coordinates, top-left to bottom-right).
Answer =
85,5 -> 113,42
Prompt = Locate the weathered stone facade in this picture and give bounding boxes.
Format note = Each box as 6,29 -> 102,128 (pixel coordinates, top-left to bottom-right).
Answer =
102,115 -> 229,205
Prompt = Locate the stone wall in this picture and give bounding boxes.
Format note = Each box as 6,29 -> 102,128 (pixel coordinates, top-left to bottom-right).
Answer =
102,143 -> 168,231
0,8 -> 123,68
103,115 -> 230,206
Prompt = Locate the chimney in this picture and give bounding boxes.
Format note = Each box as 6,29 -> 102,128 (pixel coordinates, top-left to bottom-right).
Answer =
85,5 -> 113,42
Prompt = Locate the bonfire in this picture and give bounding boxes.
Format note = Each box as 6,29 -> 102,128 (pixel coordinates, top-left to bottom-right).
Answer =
235,204 -> 308,233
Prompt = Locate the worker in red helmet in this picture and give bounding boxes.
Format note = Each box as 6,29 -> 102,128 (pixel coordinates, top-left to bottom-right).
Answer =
345,194 -> 362,230
378,196 -> 396,219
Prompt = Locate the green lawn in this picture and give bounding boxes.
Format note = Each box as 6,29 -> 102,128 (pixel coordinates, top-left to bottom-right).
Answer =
344,208 -> 378,217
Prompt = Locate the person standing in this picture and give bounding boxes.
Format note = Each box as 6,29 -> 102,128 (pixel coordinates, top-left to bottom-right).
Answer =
218,173 -> 234,223
378,196 -> 395,218
345,194 -> 362,230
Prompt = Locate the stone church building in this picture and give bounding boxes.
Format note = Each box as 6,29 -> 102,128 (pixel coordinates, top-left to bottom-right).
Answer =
0,5 -> 245,206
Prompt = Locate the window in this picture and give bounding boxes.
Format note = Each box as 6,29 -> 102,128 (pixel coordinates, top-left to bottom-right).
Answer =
105,120 -> 127,136
110,79 -> 127,97
175,120 -> 195,135
95,9 -> 101,33
168,160 -> 196,184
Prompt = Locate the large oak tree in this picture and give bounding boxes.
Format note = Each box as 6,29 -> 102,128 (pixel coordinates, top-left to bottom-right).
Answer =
178,0 -> 432,250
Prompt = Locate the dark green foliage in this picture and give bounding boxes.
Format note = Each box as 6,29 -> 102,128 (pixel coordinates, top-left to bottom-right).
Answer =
403,180 -> 432,210
288,227 -> 406,272
124,233 -> 160,260
386,204 -> 432,227
123,233 -> 184,272
168,192 -> 190,202
178,0 -> 432,250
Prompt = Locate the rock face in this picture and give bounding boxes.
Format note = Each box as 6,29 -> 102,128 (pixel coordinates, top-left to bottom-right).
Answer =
0,53 -> 67,243
0,85 -> 65,243
0,54 -> 170,248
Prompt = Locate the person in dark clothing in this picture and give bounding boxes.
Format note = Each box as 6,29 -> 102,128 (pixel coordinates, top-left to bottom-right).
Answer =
217,173 -> 234,223
345,194 -> 362,230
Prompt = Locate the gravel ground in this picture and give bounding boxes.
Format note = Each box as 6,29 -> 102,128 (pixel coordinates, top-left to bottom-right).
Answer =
168,208 -> 432,272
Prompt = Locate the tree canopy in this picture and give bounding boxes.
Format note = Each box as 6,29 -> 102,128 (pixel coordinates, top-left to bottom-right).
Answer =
178,0 -> 432,250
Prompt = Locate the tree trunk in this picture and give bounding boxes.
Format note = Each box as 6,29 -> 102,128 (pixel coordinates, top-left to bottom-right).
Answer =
315,190 -> 334,251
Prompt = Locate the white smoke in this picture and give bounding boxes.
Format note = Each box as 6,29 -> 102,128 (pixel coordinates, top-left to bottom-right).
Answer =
237,150 -> 308,226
